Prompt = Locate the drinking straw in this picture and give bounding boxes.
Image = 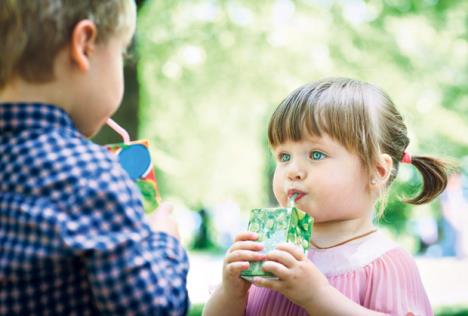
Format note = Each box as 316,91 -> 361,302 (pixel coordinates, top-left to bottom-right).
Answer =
106,118 -> 130,143
288,193 -> 299,207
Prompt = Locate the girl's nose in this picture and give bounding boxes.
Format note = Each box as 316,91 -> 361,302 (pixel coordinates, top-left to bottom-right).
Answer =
287,162 -> 307,181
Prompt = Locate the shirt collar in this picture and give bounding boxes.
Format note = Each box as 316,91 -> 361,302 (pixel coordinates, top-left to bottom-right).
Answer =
0,103 -> 78,134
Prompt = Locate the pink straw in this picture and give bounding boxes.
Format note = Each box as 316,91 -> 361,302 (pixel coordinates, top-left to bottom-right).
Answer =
106,118 -> 131,143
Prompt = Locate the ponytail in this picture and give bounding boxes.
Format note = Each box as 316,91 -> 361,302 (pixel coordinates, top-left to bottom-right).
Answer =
404,156 -> 450,205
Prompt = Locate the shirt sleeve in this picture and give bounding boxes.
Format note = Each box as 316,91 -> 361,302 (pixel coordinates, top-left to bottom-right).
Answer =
58,158 -> 189,315
364,248 -> 433,316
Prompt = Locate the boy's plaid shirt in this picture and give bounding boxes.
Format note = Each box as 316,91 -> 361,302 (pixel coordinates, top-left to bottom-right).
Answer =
0,103 -> 189,315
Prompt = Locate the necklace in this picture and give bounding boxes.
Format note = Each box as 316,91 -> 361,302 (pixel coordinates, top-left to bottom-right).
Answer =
310,229 -> 378,250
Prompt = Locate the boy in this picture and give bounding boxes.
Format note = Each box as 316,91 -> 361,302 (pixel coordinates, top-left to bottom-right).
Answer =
0,1 -> 189,314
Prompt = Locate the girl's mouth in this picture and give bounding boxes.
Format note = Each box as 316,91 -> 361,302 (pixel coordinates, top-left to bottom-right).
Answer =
288,190 -> 305,202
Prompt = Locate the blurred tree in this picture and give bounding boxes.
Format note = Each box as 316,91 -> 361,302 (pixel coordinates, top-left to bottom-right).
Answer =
191,208 -> 216,250
137,0 -> 467,233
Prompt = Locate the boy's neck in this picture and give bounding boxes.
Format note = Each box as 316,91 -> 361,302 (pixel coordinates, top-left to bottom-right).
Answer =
0,77 -> 73,113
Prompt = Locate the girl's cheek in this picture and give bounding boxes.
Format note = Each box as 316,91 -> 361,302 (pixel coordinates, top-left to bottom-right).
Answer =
273,168 -> 290,205
275,188 -> 288,207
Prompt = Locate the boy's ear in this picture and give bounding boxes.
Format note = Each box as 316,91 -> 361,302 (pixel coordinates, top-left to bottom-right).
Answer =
69,20 -> 98,71
372,153 -> 393,186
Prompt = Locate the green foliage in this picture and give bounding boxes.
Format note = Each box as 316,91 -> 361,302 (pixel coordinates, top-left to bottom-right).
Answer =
379,165 -> 423,233
188,304 -> 204,316
436,305 -> 468,316
188,300 -> 468,315
137,0 -> 467,232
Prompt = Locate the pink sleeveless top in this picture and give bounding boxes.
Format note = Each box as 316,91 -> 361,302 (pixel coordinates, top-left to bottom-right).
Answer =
245,231 -> 433,316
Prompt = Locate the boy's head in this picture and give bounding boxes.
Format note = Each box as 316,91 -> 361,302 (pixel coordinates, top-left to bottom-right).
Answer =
0,0 -> 136,136
0,0 -> 136,88
268,78 -> 409,207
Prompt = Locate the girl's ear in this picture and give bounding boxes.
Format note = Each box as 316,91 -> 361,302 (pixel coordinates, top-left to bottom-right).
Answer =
69,20 -> 98,72
371,153 -> 393,187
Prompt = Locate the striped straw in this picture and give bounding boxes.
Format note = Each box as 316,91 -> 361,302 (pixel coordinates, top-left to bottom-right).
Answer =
288,193 -> 299,207
106,118 -> 130,143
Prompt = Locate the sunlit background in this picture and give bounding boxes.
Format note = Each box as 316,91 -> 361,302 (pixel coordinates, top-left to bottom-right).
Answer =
93,0 -> 468,315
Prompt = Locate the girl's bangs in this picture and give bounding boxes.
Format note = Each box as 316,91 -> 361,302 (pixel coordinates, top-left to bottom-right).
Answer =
268,85 -> 365,156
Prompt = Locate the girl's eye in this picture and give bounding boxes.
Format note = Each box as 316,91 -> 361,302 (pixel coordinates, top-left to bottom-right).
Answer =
278,153 -> 291,162
310,151 -> 326,160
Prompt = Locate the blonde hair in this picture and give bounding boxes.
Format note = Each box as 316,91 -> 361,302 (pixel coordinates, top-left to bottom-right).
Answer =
0,0 -> 136,89
268,78 -> 448,214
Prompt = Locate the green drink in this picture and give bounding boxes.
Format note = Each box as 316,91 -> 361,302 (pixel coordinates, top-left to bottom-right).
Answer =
240,206 -> 313,281
105,119 -> 160,214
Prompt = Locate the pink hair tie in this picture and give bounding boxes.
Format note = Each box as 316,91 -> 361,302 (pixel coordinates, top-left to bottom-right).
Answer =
401,152 -> 412,164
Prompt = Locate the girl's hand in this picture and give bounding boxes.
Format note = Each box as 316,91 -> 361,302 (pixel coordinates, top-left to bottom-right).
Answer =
252,243 -> 329,310
221,232 -> 266,300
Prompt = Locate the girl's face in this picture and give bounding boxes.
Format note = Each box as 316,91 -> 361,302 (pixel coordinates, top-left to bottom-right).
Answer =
272,133 -> 374,223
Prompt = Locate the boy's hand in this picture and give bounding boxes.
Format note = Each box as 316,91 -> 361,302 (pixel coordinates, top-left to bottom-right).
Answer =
252,243 -> 329,310
221,232 -> 265,300
147,202 -> 180,240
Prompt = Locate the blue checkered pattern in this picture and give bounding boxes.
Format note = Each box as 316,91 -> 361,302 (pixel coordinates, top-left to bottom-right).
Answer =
0,103 -> 189,315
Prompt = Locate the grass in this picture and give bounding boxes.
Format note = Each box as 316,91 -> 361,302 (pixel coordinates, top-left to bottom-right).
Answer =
436,305 -> 468,316
188,304 -> 468,316
188,304 -> 204,316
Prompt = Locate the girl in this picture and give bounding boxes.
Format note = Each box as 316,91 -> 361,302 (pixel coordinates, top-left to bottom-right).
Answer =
203,78 -> 448,315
